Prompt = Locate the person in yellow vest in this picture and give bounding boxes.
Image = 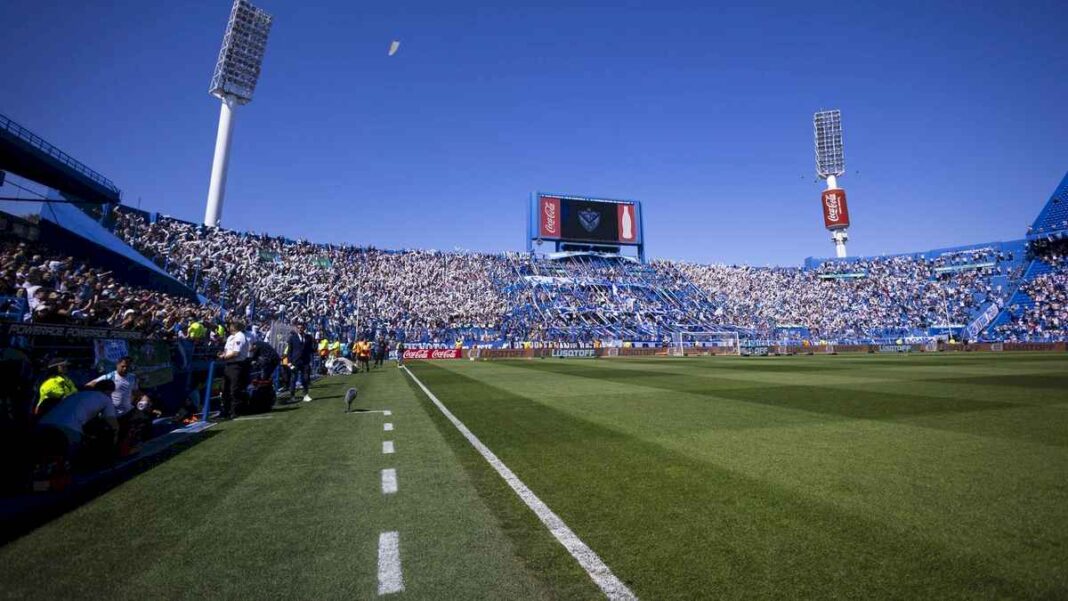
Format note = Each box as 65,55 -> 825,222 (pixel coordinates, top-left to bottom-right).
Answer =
318,338 -> 329,359
37,359 -> 77,418
187,320 -> 207,342
454,337 -> 463,350
329,340 -> 341,358
356,338 -> 372,372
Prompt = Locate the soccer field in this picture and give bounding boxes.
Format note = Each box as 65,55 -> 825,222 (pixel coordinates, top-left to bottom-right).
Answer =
2,353 -> 1067,600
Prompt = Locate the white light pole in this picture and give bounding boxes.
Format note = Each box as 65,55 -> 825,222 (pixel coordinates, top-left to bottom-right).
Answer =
204,0 -> 273,227
814,109 -> 851,258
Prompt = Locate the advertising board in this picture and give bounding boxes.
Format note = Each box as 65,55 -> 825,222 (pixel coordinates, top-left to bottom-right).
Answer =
550,348 -> 597,358
403,349 -> 462,360
821,188 -> 851,230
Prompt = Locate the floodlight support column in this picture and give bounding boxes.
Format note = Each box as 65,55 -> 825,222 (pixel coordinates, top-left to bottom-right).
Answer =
204,96 -> 238,227
825,176 -> 847,257
831,230 -> 848,258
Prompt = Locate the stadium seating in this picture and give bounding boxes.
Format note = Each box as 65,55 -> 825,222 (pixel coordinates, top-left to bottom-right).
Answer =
105,206 -> 1057,344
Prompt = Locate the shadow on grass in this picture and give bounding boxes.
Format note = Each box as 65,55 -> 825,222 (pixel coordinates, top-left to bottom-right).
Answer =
268,405 -> 303,413
0,429 -> 219,545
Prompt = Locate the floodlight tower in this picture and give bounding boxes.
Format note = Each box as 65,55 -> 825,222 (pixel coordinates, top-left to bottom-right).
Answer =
813,109 -> 851,258
203,0 -> 273,227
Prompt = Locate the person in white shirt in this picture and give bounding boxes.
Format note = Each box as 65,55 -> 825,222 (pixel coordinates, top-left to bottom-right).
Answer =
37,380 -> 119,456
217,320 -> 251,418
87,356 -> 138,417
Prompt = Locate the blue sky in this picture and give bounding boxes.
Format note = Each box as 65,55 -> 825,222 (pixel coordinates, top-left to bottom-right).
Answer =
1,0 -> 1065,265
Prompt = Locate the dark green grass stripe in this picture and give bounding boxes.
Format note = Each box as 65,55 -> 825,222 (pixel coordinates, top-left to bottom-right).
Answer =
502,360 -> 1017,420
402,367 -> 605,601
409,362 -> 1058,600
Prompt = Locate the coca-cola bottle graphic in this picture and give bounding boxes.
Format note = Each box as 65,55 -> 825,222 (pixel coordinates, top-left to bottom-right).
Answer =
621,206 -> 633,240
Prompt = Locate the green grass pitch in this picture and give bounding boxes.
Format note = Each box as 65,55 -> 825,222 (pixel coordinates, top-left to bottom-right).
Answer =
2,353 -> 1066,600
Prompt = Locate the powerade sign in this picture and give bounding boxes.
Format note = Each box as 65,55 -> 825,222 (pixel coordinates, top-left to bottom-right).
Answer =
550,348 -> 597,358
536,194 -> 640,245
877,344 -> 912,353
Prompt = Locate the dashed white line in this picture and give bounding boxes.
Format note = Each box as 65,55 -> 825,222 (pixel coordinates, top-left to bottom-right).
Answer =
382,440 -> 395,455
402,366 -> 638,601
383,422 -> 394,431
383,410 -> 392,416
377,531 -> 404,595
381,468 -> 397,494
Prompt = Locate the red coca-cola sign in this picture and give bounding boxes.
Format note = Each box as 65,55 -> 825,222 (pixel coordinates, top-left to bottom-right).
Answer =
821,188 -> 850,230
403,349 -> 462,360
539,196 -> 561,239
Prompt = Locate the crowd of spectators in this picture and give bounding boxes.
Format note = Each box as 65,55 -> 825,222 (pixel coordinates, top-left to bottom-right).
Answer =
995,242 -> 1068,341
105,208 -> 1068,344
113,210 -> 511,344
671,251 -> 1017,340
0,237 -> 219,339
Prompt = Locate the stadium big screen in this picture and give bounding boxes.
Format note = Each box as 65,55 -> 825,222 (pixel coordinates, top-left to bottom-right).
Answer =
535,194 -> 641,245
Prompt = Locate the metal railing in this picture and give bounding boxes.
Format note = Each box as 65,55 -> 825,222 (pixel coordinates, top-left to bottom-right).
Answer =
0,113 -> 121,197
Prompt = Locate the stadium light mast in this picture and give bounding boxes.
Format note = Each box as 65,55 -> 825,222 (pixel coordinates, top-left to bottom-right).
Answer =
813,109 -> 851,258
203,0 -> 273,227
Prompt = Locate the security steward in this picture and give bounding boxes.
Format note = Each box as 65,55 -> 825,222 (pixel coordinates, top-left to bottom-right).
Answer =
36,359 -> 77,419
217,320 -> 251,419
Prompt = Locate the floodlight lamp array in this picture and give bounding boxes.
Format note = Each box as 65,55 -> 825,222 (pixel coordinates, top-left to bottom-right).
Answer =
209,0 -> 273,105
813,109 -> 845,178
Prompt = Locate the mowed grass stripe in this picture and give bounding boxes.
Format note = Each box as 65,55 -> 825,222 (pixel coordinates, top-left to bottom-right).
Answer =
411,357 -> 1068,600
460,357 -> 1068,572
501,358 -> 1017,421
0,368 -> 557,601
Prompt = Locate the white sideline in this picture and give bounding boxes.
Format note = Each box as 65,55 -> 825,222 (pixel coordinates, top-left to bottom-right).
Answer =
383,422 -> 394,431
402,366 -> 638,601
377,531 -> 404,595
381,468 -> 398,494
382,440 -> 395,454
345,409 -> 392,416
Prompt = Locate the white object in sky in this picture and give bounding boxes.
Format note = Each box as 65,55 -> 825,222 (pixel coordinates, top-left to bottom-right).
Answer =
388,40 -> 401,56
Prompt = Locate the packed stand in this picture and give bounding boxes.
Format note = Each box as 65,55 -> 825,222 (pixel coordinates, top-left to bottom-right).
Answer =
673,251 -> 1018,341
0,237 -> 219,339
497,253 -> 726,344
994,241 -> 1068,341
113,209 -> 512,344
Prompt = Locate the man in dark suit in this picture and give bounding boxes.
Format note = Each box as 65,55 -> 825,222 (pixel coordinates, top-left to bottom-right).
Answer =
287,323 -> 315,402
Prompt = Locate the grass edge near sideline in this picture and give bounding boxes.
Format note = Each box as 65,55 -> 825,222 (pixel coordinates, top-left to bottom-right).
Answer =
404,362 -> 605,601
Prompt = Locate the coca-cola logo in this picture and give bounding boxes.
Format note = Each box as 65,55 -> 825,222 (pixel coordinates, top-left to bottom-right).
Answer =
824,193 -> 841,222
403,349 -> 461,360
542,200 -> 558,234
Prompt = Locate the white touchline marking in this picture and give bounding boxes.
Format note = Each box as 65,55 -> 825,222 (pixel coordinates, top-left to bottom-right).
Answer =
233,415 -> 273,421
377,531 -> 404,595
382,440 -> 395,454
381,468 -> 397,494
383,422 -> 394,431
401,366 -> 638,601
345,409 -> 392,417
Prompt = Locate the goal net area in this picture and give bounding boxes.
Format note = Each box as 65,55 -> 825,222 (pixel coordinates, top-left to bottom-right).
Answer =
670,331 -> 741,356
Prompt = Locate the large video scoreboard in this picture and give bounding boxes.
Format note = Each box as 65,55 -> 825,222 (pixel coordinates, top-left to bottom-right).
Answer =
531,193 -> 642,244
528,192 -> 645,260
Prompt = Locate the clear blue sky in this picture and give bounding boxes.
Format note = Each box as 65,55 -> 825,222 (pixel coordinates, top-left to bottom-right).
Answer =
1,0 -> 1065,265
